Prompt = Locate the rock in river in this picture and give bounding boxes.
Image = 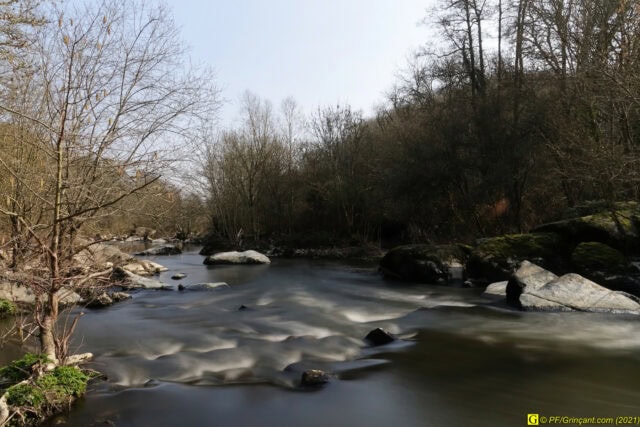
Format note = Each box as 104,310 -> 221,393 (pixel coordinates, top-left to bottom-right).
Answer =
135,245 -> 182,256
364,328 -> 396,346
506,260 -> 558,307
482,281 -> 508,299
301,369 -> 330,387
379,244 -> 470,283
519,273 -> 640,314
203,250 -> 271,265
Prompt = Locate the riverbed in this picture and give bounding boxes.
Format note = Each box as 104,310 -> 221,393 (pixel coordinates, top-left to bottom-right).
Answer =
43,247 -> 640,426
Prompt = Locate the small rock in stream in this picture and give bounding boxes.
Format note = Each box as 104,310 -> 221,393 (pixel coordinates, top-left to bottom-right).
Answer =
301,369 -> 330,387
171,273 -> 187,280
364,328 -> 396,346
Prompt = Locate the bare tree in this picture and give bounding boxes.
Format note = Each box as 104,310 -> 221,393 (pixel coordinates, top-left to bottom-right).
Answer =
0,0 -> 220,363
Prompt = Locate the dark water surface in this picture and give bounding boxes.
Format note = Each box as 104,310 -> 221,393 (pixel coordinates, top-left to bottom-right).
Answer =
47,248 -> 640,426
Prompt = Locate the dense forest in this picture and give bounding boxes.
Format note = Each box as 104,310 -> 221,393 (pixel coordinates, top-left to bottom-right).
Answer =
197,0 -> 640,248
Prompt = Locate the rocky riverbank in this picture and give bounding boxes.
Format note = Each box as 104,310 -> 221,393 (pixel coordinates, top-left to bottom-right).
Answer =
380,202 -> 640,313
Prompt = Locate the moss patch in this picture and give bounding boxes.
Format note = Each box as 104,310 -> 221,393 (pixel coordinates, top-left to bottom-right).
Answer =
0,298 -> 16,319
535,202 -> 640,254
1,356 -> 90,426
467,232 -> 565,282
0,353 -> 50,383
571,242 -> 627,275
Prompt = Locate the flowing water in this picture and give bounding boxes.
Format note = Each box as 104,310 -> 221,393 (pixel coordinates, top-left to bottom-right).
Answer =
36,248 -> 640,426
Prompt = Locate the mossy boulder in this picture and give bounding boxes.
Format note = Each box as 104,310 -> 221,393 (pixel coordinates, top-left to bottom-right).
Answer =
0,299 -> 16,319
467,233 -> 564,282
0,355 -> 89,426
380,244 -> 471,283
571,242 -> 628,275
534,202 -> 640,254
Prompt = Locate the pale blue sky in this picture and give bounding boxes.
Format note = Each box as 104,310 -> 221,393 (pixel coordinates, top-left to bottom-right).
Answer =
164,0 -> 434,125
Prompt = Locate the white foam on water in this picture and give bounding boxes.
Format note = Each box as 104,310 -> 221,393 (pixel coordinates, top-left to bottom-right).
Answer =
341,309 -> 411,323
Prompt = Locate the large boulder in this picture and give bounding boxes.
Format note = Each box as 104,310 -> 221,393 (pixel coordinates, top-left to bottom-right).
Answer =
121,259 -> 168,276
134,245 -> 182,256
74,243 -> 134,272
570,242 -> 628,276
506,260 -> 558,307
533,202 -> 640,253
519,273 -> 640,314
466,233 -> 563,282
0,282 -> 82,306
203,250 -> 271,265
379,244 -> 470,283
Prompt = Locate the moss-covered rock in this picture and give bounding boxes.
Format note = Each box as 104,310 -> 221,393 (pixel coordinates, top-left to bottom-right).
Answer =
0,355 -> 90,426
380,244 -> 471,283
571,242 -> 628,275
0,298 -> 16,319
0,353 -> 49,383
466,232 -> 565,282
534,202 -> 640,254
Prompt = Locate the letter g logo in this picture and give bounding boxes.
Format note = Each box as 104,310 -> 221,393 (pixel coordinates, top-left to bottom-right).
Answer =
528,414 -> 540,425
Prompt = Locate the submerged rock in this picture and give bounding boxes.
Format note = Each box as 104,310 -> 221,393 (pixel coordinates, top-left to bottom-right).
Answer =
380,244 -> 471,284
187,282 -> 229,291
364,328 -> 395,346
203,250 -> 271,265
135,245 -> 182,256
301,369 -> 330,387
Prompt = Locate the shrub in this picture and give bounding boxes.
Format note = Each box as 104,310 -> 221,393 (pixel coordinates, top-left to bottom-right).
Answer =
0,298 -> 16,318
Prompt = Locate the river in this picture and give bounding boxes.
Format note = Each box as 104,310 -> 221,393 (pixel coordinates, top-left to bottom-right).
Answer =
39,247 -> 640,426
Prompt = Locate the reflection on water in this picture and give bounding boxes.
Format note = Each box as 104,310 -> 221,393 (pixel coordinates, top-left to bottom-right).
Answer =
37,249 -> 640,426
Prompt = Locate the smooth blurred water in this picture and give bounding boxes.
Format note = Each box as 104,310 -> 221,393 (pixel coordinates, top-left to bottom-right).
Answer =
43,248 -> 640,426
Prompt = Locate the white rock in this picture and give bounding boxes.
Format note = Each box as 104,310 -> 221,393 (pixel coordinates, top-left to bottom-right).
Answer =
204,250 -> 271,265
0,283 -> 81,305
520,273 -> 640,314
483,281 -> 508,298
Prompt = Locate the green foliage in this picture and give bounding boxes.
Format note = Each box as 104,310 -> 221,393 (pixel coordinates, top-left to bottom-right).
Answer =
5,383 -> 45,407
0,353 -> 50,383
30,366 -> 89,407
2,364 -> 89,426
0,298 -> 16,318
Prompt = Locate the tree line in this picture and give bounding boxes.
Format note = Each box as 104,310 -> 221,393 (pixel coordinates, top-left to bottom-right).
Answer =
199,0 -> 640,247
